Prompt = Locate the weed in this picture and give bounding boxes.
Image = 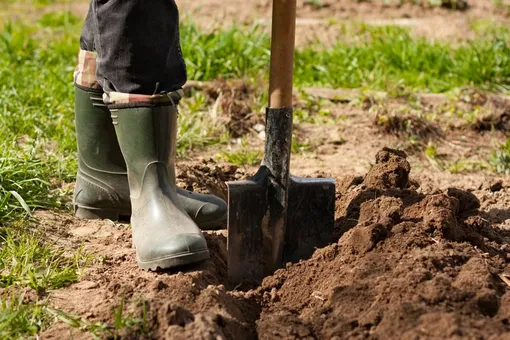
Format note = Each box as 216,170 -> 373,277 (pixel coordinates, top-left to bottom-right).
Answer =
304,0 -> 328,9
292,138 -> 311,154
47,298 -> 148,339
219,139 -> 262,166
373,101 -> 442,143
490,138 -> 510,173
0,294 -> 50,339
447,159 -> 488,173
178,103 -> 230,156
424,142 -> 439,159
294,93 -> 338,125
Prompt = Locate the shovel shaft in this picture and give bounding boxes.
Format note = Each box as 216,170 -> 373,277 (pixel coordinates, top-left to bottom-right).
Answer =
261,0 -> 297,274
269,0 -> 297,109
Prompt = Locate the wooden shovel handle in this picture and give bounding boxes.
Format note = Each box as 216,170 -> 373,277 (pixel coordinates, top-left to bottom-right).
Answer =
268,0 -> 297,109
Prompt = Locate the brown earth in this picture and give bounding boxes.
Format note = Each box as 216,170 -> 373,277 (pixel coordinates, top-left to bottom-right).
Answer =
39,148 -> 510,339
187,80 -> 510,193
176,0 -> 510,45
2,0 -> 509,46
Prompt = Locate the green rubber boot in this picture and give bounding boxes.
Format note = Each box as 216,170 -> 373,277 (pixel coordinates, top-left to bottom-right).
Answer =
73,86 -> 227,228
111,104 -> 209,270
73,86 -> 131,220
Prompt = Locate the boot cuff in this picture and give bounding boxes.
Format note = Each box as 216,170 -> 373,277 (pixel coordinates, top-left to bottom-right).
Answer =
105,89 -> 184,109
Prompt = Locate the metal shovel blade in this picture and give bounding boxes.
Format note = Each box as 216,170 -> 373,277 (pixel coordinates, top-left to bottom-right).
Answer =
283,175 -> 335,263
226,167 -> 269,282
227,170 -> 335,283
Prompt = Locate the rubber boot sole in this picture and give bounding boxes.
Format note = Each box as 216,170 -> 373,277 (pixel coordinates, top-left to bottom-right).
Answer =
136,249 -> 210,271
75,205 -> 131,221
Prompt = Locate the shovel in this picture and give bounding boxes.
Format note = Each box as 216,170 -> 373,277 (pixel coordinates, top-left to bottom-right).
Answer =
227,0 -> 336,283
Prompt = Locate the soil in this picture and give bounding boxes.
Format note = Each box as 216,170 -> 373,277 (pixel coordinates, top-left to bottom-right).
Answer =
39,148 -> 510,339
2,0 -> 509,46
174,0 -> 510,46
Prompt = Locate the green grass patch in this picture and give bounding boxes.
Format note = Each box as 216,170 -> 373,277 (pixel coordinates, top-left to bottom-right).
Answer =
447,158 -> 489,174
0,13 -> 88,338
0,227 -> 89,291
0,295 -> 50,339
0,226 -> 90,338
182,20 -> 510,92
218,139 -> 262,166
490,138 -> 510,174
295,25 -> 510,92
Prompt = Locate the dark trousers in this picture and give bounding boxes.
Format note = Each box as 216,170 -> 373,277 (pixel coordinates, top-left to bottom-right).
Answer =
79,0 -> 187,95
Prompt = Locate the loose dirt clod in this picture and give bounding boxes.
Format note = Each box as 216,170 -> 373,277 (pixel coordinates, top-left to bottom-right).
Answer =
363,148 -> 411,190
41,150 -> 510,339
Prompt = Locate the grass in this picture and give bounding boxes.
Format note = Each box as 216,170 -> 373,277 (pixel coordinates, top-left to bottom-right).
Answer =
182,20 -> 510,93
0,296 -> 147,339
0,11 -> 88,338
493,0 -> 510,16
0,227 -> 90,338
47,298 -> 148,339
0,228 -> 88,291
296,25 -> 510,92
0,295 -> 50,338
0,4 -> 508,338
219,139 -> 262,166
490,138 -> 510,174
447,158 -> 489,173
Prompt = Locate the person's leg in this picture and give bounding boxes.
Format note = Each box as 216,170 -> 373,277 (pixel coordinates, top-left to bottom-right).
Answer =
93,0 -> 186,96
73,4 -> 131,220
73,0 -> 227,229
78,0 -> 214,270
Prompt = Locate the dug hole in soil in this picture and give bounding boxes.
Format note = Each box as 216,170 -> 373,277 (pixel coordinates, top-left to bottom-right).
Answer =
42,148 -> 510,339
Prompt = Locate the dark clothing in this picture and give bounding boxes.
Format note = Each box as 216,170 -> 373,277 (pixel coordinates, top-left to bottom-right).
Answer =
80,0 -> 187,95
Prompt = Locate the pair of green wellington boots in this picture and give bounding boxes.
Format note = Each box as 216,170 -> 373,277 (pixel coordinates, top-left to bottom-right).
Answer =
73,86 -> 226,270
